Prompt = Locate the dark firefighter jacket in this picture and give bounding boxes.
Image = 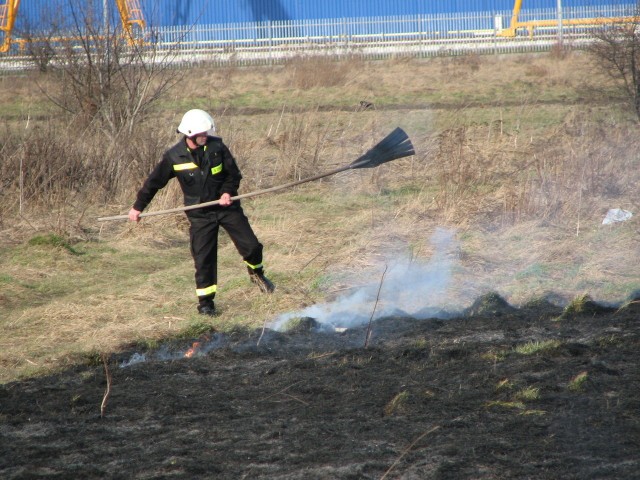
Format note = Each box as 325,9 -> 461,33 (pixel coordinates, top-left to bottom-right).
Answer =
133,136 -> 242,213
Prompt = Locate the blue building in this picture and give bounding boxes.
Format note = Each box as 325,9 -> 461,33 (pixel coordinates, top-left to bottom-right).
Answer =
12,0 -> 636,31
2,0 -> 635,59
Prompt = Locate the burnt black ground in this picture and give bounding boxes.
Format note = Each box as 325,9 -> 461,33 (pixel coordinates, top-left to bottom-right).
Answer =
1,294 -> 639,479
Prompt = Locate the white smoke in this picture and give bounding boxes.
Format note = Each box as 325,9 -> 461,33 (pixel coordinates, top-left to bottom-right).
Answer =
119,334 -> 226,368
119,228 -> 462,367
270,227 -> 459,331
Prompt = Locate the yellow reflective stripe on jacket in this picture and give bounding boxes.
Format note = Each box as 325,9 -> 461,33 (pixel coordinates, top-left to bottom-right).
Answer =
211,164 -> 223,175
196,285 -> 217,297
173,162 -> 198,171
244,261 -> 263,270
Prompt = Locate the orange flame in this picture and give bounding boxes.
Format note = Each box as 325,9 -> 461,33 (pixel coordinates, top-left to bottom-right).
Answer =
184,341 -> 201,358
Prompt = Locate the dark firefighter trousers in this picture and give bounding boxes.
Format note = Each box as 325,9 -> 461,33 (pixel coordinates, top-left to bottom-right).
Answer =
187,206 -> 263,303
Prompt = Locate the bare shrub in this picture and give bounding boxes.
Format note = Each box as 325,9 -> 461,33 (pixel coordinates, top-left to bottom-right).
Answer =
0,116 -> 174,223
89,125 -> 176,201
28,1 -> 180,140
11,124 -> 87,211
14,5 -> 64,72
588,19 -> 640,120
0,132 -> 23,225
22,37 -> 56,73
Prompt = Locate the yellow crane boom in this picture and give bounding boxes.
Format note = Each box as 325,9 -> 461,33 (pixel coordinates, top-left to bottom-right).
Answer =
0,0 -> 145,52
0,0 -> 21,53
115,0 -> 146,43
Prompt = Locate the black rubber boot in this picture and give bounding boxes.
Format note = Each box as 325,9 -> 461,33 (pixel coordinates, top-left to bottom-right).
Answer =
197,300 -> 216,316
248,268 -> 275,293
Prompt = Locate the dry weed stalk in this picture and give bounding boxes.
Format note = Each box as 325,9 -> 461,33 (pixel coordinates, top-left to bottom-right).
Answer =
257,317 -> 269,347
380,425 -> 441,480
364,264 -> 388,348
263,382 -> 302,402
101,353 -> 112,418
280,393 -> 310,406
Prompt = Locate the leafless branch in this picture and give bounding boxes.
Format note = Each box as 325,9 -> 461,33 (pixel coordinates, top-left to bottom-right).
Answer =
588,13 -> 640,120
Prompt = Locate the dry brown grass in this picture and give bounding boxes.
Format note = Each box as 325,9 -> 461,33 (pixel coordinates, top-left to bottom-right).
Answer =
1,52 -> 639,383
284,54 -> 367,90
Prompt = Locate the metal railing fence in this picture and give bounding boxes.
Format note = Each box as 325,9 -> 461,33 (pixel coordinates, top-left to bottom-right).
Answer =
1,3 -> 637,70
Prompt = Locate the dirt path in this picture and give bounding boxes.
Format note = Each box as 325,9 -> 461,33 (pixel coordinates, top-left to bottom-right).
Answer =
1,295 -> 639,479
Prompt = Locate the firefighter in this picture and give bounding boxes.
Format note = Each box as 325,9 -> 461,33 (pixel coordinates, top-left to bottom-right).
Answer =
128,109 -> 274,316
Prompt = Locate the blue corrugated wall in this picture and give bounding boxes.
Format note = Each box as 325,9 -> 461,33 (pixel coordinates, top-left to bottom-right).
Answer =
13,0 -> 636,31
143,0 -> 633,25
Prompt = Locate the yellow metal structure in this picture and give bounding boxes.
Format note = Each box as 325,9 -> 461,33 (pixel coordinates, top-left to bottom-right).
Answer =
498,0 -> 523,37
499,0 -> 640,37
0,0 -> 145,52
0,0 -> 21,53
115,0 -> 146,44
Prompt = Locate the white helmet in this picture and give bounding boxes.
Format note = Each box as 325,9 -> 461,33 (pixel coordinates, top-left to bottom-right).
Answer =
177,109 -> 216,136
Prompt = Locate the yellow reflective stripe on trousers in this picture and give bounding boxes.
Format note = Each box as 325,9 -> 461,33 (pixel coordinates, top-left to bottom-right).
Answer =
211,164 -> 222,175
196,285 -> 217,297
244,261 -> 263,270
173,162 -> 198,171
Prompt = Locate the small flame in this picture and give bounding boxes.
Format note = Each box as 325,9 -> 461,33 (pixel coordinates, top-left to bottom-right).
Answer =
184,341 -> 201,358
183,333 -> 213,358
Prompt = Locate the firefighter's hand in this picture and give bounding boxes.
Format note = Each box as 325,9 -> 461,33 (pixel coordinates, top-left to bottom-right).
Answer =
128,208 -> 142,222
219,193 -> 233,207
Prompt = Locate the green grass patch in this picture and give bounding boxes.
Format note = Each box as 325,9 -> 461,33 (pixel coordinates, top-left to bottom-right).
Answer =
413,337 -> 428,349
384,391 -> 410,416
482,349 -> 508,363
380,184 -> 425,198
521,409 -> 547,416
175,320 -> 217,339
555,293 -> 614,320
513,340 -> 562,355
515,263 -> 549,280
486,400 -> 526,410
0,99 -> 55,120
568,371 -> 589,392
307,273 -> 334,293
515,386 -> 541,401
0,273 -> 13,283
27,233 -> 81,255
134,338 -> 161,351
595,334 -> 621,347
604,282 -> 640,300
281,316 -> 318,333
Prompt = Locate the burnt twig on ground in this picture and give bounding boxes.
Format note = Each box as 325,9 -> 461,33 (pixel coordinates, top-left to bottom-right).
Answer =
380,425 -> 441,480
365,265 -> 388,348
100,354 -> 112,418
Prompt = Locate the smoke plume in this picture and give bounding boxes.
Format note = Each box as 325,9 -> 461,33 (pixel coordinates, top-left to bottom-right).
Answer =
270,227 -> 460,331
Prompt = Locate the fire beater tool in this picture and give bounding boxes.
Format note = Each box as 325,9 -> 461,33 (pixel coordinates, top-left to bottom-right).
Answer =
98,127 -> 415,222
